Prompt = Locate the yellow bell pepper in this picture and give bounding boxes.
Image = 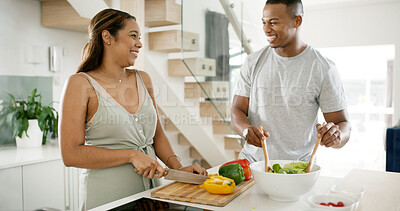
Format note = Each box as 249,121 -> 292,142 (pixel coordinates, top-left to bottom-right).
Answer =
203,175 -> 235,194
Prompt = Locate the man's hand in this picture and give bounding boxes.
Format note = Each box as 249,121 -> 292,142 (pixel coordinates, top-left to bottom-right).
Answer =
317,122 -> 342,148
244,126 -> 270,148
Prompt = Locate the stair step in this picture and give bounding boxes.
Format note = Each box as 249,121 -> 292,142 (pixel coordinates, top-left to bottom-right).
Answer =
212,119 -> 234,134
190,147 -> 202,159
178,133 -> 191,146
199,101 -> 231,118
235,151 -> 241,159
185,81 -> 229,99
157,106 -> 166,115
145,0 -> 181,27
164,118 -> 179,131
201,159 -> 212,169
224,135 -> 243,151
41,0 -> 90,32
149,30 -> 199,53
168,58 -> 216,77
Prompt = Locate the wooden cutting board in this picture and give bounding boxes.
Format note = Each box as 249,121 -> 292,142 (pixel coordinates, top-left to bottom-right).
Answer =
336,169 -> 400,211
151,178 -> 255,207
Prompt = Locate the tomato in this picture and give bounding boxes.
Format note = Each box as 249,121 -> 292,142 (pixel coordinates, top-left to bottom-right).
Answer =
327,202 -> 336,207
318,201 -> 345,207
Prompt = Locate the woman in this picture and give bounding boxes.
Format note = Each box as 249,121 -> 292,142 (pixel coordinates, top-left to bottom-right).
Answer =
59,9 -> 207,210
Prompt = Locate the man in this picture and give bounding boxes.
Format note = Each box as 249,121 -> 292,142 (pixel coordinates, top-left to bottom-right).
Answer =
231,0 -> 351,162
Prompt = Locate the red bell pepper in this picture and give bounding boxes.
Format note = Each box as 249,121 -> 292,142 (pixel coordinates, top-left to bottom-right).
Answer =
220,159 -> 252,181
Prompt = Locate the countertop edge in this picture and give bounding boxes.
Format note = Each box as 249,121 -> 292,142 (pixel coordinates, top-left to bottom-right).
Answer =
0,145 -> 62,169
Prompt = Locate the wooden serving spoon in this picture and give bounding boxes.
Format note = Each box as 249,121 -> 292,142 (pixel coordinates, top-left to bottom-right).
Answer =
259,126 -> 272,172
305,122 -> 327,173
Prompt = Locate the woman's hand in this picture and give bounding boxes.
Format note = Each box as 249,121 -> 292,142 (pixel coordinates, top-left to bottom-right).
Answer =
130,150 -> 165,179
178,163 -> 208,176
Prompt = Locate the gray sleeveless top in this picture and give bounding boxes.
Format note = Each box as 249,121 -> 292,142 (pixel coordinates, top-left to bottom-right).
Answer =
77,71 -> 159,210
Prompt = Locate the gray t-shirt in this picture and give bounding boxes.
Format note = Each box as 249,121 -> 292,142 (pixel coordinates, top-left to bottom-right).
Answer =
235,45 -> 347,162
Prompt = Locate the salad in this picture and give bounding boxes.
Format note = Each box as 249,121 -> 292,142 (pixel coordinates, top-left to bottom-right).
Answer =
268,161 -> 308,174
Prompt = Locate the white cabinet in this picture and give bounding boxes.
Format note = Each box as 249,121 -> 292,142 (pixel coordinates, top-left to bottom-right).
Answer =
0,166 -> 23,211
23,160 -> 66,211
0,160 -> 66,211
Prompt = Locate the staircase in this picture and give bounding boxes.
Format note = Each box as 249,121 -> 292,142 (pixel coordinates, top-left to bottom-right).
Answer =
144,0 -> 243,167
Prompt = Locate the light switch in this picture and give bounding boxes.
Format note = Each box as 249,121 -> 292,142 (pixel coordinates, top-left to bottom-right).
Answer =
49,46 -> 62,72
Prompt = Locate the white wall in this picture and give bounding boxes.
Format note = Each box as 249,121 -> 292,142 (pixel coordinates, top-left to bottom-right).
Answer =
0,0 -> 87,106
300,1 -> 400,124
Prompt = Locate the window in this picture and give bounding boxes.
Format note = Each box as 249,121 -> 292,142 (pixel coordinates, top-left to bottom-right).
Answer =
316,45 -> 394,177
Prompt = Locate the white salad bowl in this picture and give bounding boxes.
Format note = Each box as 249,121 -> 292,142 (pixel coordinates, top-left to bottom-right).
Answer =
250,160 -> 320,202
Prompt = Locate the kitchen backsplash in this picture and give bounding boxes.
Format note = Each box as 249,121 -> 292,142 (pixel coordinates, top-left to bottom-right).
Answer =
0,76 -> 53,146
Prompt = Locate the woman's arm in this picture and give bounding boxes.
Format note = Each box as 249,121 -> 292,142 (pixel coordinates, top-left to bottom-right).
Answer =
138,71 -> 181,169
139,71 -> 207,175
59,74 -> 164,178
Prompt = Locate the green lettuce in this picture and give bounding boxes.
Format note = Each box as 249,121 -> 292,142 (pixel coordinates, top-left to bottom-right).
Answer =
269,162 -> 308,174
283,162 -> 308,174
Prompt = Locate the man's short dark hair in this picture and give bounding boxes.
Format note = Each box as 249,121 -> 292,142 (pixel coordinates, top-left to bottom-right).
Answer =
265,0 -> 304,17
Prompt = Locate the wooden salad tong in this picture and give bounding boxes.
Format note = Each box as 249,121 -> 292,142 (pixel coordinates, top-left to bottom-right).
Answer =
305,122 -> 327,173
259,126 -> 272,172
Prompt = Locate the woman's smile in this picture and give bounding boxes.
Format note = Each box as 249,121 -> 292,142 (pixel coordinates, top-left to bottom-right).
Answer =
130,49 -> 139,58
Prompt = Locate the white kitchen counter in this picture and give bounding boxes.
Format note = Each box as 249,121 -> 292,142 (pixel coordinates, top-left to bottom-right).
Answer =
90,167 -> 340,211
91,167 -> 400,211
0,144 -> 61,170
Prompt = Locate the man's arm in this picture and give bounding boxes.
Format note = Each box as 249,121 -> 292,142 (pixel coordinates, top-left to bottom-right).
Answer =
231,95 -> 269,148
318,109 -> 351,148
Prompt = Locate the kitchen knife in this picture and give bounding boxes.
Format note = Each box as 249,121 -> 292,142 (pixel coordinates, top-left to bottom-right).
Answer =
162,168 -> 209,184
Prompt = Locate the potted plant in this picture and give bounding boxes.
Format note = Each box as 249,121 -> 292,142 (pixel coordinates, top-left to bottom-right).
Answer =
0,88 -> 58,147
